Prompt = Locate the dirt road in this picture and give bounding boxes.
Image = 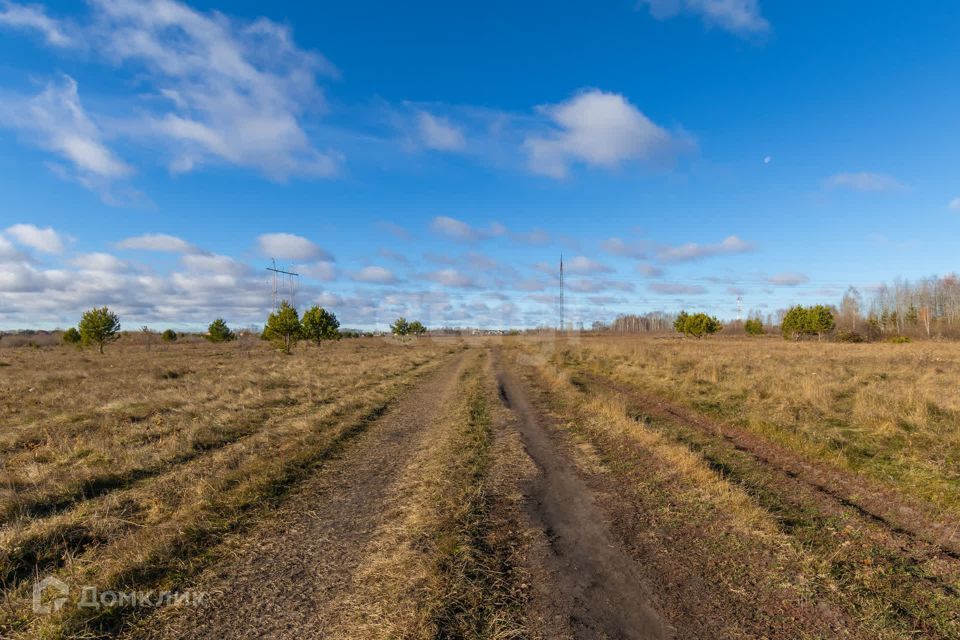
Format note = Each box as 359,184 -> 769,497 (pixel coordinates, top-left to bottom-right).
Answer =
494,355 -> 670,640
121,347 -> 673,639
128,351 -> 472,639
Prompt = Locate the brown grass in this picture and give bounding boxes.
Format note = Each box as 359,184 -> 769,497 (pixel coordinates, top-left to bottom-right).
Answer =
508,335 -> 960,638
0,337 -> 461,639
529,335 -> 960,518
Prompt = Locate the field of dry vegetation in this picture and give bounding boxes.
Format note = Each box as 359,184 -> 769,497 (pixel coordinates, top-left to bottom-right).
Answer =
2,334 -> 959,639
516,334 -> 960,638
0,337 -> 462,638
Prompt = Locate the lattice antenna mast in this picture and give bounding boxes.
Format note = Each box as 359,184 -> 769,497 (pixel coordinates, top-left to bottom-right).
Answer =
737,295 -> 743,322
266,259 -> 300,310
559,254 -> 565,333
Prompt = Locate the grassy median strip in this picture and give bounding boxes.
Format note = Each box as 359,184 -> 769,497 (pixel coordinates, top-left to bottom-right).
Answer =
426,358 -> 526,639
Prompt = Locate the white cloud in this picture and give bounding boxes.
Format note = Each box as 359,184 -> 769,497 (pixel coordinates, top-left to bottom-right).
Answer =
298,261 -> 337,281
766,272 -> 809,286
656,235 -> 754,262
0,1 -> 71,46
567,278 -> 634,293
523,90 -> 693,178
116,233 -> 193,253
430,216 -> 479,241
256,233 -> 330,261
0,235 -> 24,262
648,282 -> 708,295
426,268 -> 477,288
71,252 -> 127,272
638,0 -> 769,36
949,197 -> 960,211
353,266 -> 397,284
181,253 -> 248,277
601,237 -> 651,259
564,255 -> 612,275
826,172 -> 905,193
5,223 -> 65,254
0,0 -> 340,183
637,263 -> 664,277
417,111 -> 466,151
0,75 -> 132,198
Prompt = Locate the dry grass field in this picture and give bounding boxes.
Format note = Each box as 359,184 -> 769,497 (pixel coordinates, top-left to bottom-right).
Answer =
0,337 -> 463,638
2,334 -> 959,639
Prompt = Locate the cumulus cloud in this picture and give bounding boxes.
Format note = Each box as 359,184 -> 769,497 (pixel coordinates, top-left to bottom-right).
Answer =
298,261 -> 337,282
0,1 -> 71,46
0,0 -> 340,188
5,224 -> 65,254
256,233 -> 330,261
766,272 -> 809,286
648,282 -> 708,295
426,268 -> 477,288
523,90 -> 693,178
825,171 -> 905,193
637,263 -> 664,277
430,216 -> 480,241
377,222 -> 413,241
564,255 -> 612,275
417,111 -> 466,151
637,0 -> 769,36
0,75 -> 133,199
656,235 -> 754,262
428,216 -> 517,243
353,266 -> 397,284
71,252 -> 127,272
602,237 -> 651,259
116,233 -> 194,253
181,253 -> 249,277
567,278 -> 634,293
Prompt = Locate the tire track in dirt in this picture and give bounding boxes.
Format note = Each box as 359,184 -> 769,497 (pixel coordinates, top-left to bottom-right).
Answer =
493,351 -> 670,640
576,370 -> 960,564
123,350 -> 472,640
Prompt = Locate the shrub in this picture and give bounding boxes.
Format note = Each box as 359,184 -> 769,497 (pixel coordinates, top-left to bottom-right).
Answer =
744,318 -> 764,336
674,311 -> 722,339
781,305 -> 835,341
301,306 -> 340,346
161,329 -> 177,342
391,317 -> 410,337
263,301 -> 301,354
62,327 -> 82,345
408,320 -> 427,337
835,330 -> 865,343
79,306 -> 121,354
206,318 -> 236,343
886,335 -> 911,344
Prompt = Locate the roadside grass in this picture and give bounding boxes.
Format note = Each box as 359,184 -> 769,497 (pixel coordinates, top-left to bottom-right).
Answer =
0,338 -> 462,639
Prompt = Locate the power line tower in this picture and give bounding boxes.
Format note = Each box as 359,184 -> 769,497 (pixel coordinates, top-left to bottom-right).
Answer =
559,254 -> 565,333
266,259 -> 300,310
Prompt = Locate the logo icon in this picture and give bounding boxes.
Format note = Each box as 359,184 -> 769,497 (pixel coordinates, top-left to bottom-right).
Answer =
33,576 -> 69,614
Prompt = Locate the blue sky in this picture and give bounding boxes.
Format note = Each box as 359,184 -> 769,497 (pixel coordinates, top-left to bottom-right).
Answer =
0,0 -> 958,330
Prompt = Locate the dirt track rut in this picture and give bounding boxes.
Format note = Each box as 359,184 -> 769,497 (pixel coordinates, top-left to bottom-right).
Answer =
494,353 -> 670,640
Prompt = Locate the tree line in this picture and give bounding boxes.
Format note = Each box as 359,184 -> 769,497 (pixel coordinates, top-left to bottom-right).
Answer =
61,303 -> 429,354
